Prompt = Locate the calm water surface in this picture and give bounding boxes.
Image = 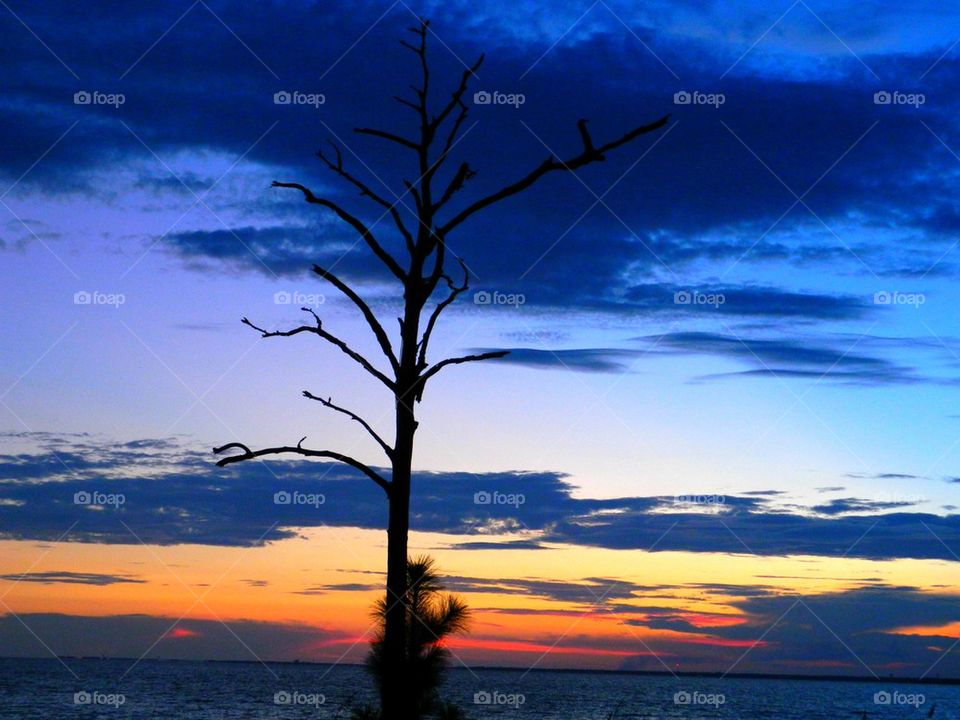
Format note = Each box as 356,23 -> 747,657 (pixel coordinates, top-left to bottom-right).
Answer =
0,658 -> 956,718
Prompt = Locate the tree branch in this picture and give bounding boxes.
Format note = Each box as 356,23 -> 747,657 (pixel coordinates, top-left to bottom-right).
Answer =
242,309 -> 395,390
434,161 -> 477,211
353,127 -> 420,152
404,20 -> 430,128
393,95 -> 420,113
418,257 -> 468,369
302,390 -> 393,459
213,441 -> 390,494
429,54 -> 483,135
419,350 -> 509,387
317,142 -> 415,251
271,181 -> 406,281
312,264 -> 398,373
438,115 -> 670,235
422,53 -> 484,191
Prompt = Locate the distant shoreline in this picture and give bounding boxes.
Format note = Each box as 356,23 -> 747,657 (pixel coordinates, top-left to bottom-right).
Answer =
5,656 -> 957,685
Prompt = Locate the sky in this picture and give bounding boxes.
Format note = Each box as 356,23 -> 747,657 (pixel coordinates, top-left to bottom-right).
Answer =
1,0 -> 960,682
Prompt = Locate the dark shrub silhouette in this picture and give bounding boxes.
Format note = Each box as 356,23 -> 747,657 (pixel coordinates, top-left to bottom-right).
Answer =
366,556 -> 469,718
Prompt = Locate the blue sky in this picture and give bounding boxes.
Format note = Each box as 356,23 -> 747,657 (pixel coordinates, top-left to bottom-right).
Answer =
1,0 -> 960,677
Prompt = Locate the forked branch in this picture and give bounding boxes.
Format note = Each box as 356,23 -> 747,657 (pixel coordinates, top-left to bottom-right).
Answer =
438,115 -> 670,235
435,161 -> 477,211
311,264 -> 398,373
271,181 -> 406,280
213,441 -> 390,494
419,350 -> 510,388
430,54 -> 483,136
302,390 -> 393,459
316,142 -> 415,251
418,257 -> 469,369
399,20 -> 430,127
242,308 -> 395,390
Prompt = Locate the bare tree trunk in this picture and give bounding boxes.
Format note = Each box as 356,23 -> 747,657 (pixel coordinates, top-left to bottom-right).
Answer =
383,472 -> 410,719
382,294 -> 421,719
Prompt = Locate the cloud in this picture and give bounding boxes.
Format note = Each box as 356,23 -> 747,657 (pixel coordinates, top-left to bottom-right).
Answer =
292,582 -> 380,595
4,0 -> 960,334
240,578 -> 269,588
638,331 -> 926,385
618,585 -> 960,676
482,330 -> 935,385
443,573 -> 960,677
1,434 -> 958,563
447,539 -> 546,551
472,348 -> 640,372
443,576 -> 641,603
541,506 -> 960,561
811,498 -> 921,515
847,472 -> 922,480
164,225 -> 402,280
622,284 -> 869,320
0,571 -> 144,585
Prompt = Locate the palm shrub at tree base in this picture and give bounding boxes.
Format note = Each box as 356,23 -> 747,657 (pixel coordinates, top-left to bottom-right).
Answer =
355,556 -> 470,719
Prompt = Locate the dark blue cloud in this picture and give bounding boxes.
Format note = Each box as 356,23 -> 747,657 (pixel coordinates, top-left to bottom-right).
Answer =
639,331 -> 926,385
541,506 -> 960,561
619,585 -> 960,677
470,347 -> 640,372
622,284 -> 869,320
442,576 -> 641,603
811,498 -> 920,515
1,435 -> 958,562
3,0 -> 960,326
163,224 -> 404,281
483,331 -> 933,385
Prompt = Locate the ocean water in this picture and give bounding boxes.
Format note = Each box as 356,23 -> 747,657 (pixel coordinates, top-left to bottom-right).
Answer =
0,658 -> 957,719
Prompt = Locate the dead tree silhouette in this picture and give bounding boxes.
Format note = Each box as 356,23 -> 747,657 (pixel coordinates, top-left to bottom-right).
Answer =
213,19 -> 667,720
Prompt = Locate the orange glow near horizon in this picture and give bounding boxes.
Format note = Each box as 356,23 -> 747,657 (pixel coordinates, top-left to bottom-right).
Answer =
890,621 -> 960,639
0,528 -> 957,669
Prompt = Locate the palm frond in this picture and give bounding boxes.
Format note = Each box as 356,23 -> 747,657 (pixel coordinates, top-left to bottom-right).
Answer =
364,555 -> 470,717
